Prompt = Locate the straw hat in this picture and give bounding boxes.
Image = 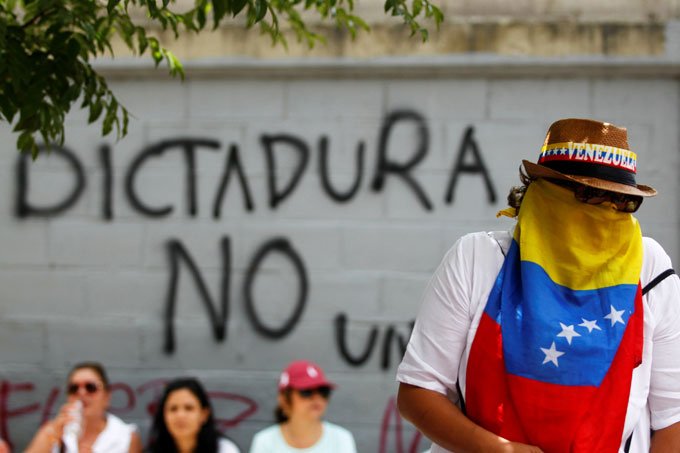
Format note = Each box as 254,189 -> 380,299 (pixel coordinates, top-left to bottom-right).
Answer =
523,118 -> 656,197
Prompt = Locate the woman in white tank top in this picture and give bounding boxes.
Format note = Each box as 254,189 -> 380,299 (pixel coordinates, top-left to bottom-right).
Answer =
24,361 -> 142,453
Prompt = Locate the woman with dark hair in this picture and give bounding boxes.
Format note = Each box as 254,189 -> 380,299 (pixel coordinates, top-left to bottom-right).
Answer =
249,360 -> 356,453
146,378 -> 240,453
25,361 -> 142,453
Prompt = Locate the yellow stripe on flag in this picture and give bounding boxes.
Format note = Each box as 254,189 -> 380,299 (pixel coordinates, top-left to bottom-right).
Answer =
514,179 -> 642,290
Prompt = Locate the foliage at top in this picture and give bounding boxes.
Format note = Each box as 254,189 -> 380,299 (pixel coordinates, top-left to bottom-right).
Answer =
0,0 -> 443,158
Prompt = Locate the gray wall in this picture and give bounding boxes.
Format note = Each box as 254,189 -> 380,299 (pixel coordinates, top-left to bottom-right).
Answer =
0,70 -> 678,452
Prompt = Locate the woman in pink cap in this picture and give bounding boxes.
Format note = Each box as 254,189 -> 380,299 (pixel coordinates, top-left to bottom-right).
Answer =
249,360 -> 356,453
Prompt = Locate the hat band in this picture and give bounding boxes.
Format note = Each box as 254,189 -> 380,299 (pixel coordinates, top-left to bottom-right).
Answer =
541,160 -> 638,187
538,142 -> 637,174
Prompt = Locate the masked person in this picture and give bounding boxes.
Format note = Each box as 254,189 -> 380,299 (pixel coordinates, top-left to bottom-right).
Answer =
25,361 -> 142,453
249,360 -> 357,453
396,118 -> 680,453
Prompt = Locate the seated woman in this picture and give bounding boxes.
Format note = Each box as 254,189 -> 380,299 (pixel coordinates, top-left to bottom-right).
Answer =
146,378 -> 240,453
249,360 -> 356,453
25,361 -> 142,453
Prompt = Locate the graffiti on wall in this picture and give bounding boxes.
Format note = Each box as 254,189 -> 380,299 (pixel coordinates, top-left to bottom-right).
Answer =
0,379 -> 425,452
0,378 -> 258,450
13,109 -> 496,364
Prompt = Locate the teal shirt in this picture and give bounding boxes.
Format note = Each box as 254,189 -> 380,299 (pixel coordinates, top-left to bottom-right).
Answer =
249,421 -> 357,453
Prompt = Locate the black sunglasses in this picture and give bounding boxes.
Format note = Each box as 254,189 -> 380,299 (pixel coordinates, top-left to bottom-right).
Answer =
297,386 -> 332,399
549,179 -> 643,213
572,185 -> 643,213
67,381 -> 101,395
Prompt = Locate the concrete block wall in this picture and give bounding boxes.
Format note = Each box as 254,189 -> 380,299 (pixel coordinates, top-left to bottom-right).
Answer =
0,73 -> 678,452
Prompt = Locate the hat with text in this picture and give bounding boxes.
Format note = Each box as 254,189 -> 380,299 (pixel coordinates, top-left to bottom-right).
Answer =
523,118 -> 656,197
278,360 -> 336,391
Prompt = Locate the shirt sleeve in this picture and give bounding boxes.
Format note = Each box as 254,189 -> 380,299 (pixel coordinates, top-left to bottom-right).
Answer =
248,431 -> 265,453
396,234 -> 477,396
343,429 -> 358,453
645,239 -> 680,430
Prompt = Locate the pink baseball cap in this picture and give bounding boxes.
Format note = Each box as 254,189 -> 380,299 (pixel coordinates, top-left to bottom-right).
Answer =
278,360 -> 336,391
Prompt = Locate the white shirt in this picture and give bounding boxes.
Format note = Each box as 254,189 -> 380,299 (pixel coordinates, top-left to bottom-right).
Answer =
397,231 -> 680,453
56,413 -> 136,452
219,437 -> 241,453
248,422 -> 357,453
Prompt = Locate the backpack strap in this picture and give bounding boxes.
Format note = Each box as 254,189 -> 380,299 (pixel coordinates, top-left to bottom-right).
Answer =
622,268 -> 675,452
642,269 -> 676,296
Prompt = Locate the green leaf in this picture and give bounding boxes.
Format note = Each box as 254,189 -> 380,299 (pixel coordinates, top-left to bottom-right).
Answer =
0,95 -> 17,122
137,30 -> 148,54
102,107 -> 115,135
88,101 -> 103,123
231,0 -> 248,16
413,0 -> 422,17
165,50 -> 184,79
212,0 -> 227,27
17,131 -> 35,155
255,0 -> 268,22
197,5 -> 207,28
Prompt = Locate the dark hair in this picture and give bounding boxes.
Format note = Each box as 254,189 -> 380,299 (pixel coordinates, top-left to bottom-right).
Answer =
67,361 -> 110,390
146,378 -> 223,453
507,165 -> 536,213
274,389 -> 292,424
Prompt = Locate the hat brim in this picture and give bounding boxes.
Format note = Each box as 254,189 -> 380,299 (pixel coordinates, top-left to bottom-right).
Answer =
285,381 -> 336,391
522,160 -> 657,197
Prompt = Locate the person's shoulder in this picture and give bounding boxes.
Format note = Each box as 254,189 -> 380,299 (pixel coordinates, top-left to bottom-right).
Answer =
250,425 -> 282,452
218,437 -> 241,453
106,413 -> 136,433
443,230 -> 511,263
252,424 -> 280,440
643,236 -> 671,260
323,421 -> 355,440
642,236 -> 674,280
456,230 -> 511,250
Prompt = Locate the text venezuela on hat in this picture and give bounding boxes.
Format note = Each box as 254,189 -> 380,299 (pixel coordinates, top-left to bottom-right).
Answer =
522,118 -> 656,197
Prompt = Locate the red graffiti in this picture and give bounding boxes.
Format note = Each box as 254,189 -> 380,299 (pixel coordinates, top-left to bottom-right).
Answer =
0,379 -> 258,448
209,392 -> 259,429
379,396 -> 425,453
0,381 -> 41,451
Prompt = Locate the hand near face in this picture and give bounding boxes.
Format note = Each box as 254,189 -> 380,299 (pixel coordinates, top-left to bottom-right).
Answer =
48,400 -> 83,439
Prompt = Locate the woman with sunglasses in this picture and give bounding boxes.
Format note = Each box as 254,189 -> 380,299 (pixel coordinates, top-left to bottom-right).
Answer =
25,361 -> 142,453
249,360 -> 356,453
146,377 -> 240,453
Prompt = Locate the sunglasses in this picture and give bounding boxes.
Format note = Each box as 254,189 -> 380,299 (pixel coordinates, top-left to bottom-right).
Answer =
572,185 -> 643,213
297,386 -> 332,399
67,381 -> 101,395
550,180 -> 643,213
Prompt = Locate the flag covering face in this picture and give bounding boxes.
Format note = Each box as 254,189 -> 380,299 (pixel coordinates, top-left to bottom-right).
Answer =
466,179 -> 643,453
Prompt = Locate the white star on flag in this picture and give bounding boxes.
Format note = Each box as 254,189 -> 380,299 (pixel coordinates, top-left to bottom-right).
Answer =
604,305 -> 626,326
579,318 -> 602,333
541,342 -> 565,367
557,323 -> 581,345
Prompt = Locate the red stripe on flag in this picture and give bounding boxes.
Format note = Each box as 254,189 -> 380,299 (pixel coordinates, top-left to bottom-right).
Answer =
466,285 -> 643,452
